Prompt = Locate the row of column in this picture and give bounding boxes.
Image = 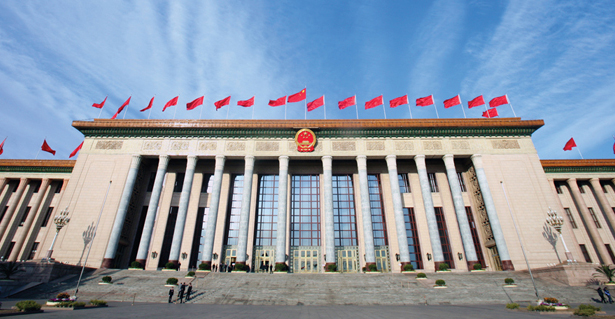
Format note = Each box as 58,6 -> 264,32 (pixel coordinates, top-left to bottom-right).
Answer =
102,153 -> 513,270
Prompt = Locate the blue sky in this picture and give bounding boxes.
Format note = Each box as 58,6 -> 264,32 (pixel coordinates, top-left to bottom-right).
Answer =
0,0 -> 614,160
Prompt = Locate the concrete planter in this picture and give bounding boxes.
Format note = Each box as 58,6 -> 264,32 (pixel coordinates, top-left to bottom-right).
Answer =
98,282 -> 112,285
196,270 -> 211,273
605,282 -> 615,286
232,271 -> 247,273
433,285 -> 447,289
553,306 -> 570,310
364,271 -> 381,274
470,270 -> 486,272
184,276 -> 195,278
503,284 -> 517,288
401,271 -> 416,273
128,268 -> 143,270
164,284 -> 177,287
273,271 -> 288,274
162,269 -> 177,272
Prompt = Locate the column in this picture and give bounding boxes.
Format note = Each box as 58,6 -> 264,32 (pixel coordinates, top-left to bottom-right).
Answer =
0,178 -> 8,202
590,178 -> 615,238
414,155 -> 444,269
102,155 -> 141,268
356,155 -> 376,265
9,179 -> 50,261
236,156 -> 255,265
135,155 -> 169,266
168,155 -> 198,266
471,154 -> 513,270
442,155 -> 479,269
567,178 -> 610,263
275,156 -> 289,265
385,155 -> 412,267
201,155 -> 226,264
0,178 -> 28,240
322,156 -> 335,267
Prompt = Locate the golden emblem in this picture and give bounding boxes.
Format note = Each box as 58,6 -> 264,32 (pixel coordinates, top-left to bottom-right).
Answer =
295,128 -> 316,152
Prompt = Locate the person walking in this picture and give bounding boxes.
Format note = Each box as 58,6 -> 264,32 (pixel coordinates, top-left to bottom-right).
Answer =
605,287 -> 614,304
178,282 -> 186,304
597,287 -> 606,303
168,287 -> 174,303
186,283 -> 193,301
270,264 -> 273,274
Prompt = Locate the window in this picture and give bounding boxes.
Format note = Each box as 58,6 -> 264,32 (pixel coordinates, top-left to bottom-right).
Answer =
332,175 -> 357,247
428,173 -> 439,193
403,208 -> 423,270
5,242 -> 15,259
146,172 -> 156,192
579,244 -> 592,263
19,207 -> 31,226
588,207 -> 601,228
224,175 -> 244,246
398,174 -> 410,193
564,208 -> 577,229
195,207 -> 210,262
173,173 -> 185,193
465,207 -> 486,268
0,206 -> 8,223
27,242 -> 39,260
601,181 -> 608,193
555,182 -> 564,194
255,175 -> 279,246
368,175 -> 388,246
457,172 -> 467,192
31,180 -> 41,193
201,175 -> 213,193
606,244 -> 615,264
290,175 -> 320,247
54,180 -> 63,193
434,207 -> 454,268
578,182 -> 586,194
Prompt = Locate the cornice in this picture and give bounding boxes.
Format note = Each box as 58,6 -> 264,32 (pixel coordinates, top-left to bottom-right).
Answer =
0,160 -> 75,174
541,159 -> 615,174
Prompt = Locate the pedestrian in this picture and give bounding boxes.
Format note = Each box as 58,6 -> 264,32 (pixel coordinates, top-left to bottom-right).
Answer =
213,264 -> 217,272
168,287 -> 174,303
605,287 -> 614,304
597,287 -> 606,303
178,282 -> 185,304
186,283 -> 193,301
270,264 -> 273,273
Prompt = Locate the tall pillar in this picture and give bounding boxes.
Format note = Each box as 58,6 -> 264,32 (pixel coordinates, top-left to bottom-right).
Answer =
236,156 -> 255,265
590,178 -> 615,239
10,179 -> 50,261
356,155 -> 376,265
385,155 -> 412,268
102,155 -> 141,268
0,178 -> 8,202
414,155 -> 444,269
322,156 -> 335,268
275,156 -> 289,265
201,155 -> 226,264
0,178 -> 28,240
567,178 -> 610,263
169,155 -> 198,266
442,155 -> 479,269
470,154 -> 513,270
135,155 -> 169,266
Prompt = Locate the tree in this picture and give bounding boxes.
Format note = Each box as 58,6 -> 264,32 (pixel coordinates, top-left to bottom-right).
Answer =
594,264 -> 615,283
0,262 -> 24,280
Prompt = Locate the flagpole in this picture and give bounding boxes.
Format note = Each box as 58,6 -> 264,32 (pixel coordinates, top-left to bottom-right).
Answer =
148,101 -> 153,120
123,100 -> 129,119
199,103 -> 203,120
285,103 -> 287,120
252,103 -> 255,120
433,96 -> 439,119
355,97 -> 359,120
323,95 -> 327,120
407,98 -> 413,119
485,103 -> 490,118
97,107 -> 103,119
226,103 -> 230,120
459,95 -> 467,118
576,146 -> 584,159
173,105 -> 177,120
507,95 -> 517,117
382,95 -> 387,119
35,149 -> 40,160
304,99 -> 307,120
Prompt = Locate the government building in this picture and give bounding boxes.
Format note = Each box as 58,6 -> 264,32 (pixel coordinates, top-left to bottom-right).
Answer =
0,118 -> 614,275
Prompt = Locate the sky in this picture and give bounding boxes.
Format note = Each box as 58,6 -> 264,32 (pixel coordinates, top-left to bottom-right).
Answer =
0,0 -> 614,160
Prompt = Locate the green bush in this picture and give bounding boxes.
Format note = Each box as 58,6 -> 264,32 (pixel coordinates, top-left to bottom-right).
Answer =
326,264 -> 337,272
130,261 -> 142,268
506,303 -> 519,309
527,305 -> 555,312
186,271 -> 195,277
504,278 -> 515,285
165,262 -> 176,270
367,264 -> 378,272
56,292 -> 70,299
166,277 -> 178,285
90,299 -> 107,306
578,304 -> 600,311
473,263 -> 482,270
198,262 -> 211,270
101,276 -> 112,283
438,263 -> 449,271
234,263 -> 247,271
55,301 -> 84,308
71,302 -> 86,308
275,263 -> 288,271
15,300 -> 41,312
435,279 -> 446,286
573,308 -> 595,316
416,272 -> 427,278
403,264 -> 414,271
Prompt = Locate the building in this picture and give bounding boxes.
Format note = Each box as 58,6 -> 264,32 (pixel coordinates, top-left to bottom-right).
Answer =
0,118 -> 614,274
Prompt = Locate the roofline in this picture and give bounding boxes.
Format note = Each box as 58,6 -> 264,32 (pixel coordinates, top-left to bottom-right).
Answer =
541,159 -> 615,174
0,160 -> 75,173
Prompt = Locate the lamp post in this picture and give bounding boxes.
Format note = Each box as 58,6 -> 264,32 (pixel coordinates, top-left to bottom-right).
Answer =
546,207 -> 573,263
45,207 -> 71,260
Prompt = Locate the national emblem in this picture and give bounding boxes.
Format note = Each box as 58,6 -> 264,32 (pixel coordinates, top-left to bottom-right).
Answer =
295,128 -> 316,152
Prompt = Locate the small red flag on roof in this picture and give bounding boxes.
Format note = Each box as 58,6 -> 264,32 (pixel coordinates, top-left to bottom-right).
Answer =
163,96 -> 179,112
214,96 -> 231,110
269,96 -> 287,107
416,95 -> 434,107
307,96 -> 324,112
140,96 -> 155,112
563,138 -> 577,151
365,95 -> 383,110
187,96 -> 204,110
443,95 -> 461,108
482,108 -> 498,118
468,95 -> 485,108
389,95 -> 408,108
237,97 -> 254,107
69,141 -> 84,158
92,96 -> 107,109
489,95 -> 509,108
111,96 -> 131,119
338,96 -> 356,110
288,88 -> 306,103
41,139 -> 56,156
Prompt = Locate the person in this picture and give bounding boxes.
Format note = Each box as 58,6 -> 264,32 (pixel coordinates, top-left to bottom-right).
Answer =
178,282 -> 186,303
168,287 -> 174,303
186,283 -> 193,301
605,287 -> 614,304
270,264 -> 273,274
597,287 -> 606,303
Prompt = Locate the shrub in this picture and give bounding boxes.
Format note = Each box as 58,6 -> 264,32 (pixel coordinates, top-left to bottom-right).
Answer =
506,303 -> 519,309
435,279 -> 446,286
90,299 -> 107,306
275,263 -> 288,272
166,277 -> 178,285
326,264 -> 337,272
573,308 -> 595,317
0,262 -> 24,279
543,297 -> 558,304
403,264 -> 414,271
234,263 -> 247,271
473,263 -> 482,270
578,304 -> 600,311
504,278 -> 515,285
15,300 -> 41,312
362,267 -> 366,272
527,305 -> 555,312
71,302 -> 86,308
416,272 -> 427,278
198,262 -> 211,271
130,261 -> 142,268
367,264 -> 378,272
101,276 -> 112,283
438,263 -> 449,271
594,264 -> 615,283
165,262 -> 176,270
186,271 -> 195,277
56,292 -> 70,299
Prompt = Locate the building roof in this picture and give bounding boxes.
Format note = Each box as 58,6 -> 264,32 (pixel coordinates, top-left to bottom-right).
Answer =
541,159 -> 615,173
0,160 -> 75,173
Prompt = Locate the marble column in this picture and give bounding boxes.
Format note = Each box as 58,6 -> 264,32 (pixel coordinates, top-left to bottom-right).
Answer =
0,178 -> 8,203
356,155 -> 376,265
442,155 -> 478,269
236,156 -> 255,265
322,156 -> 335,267
590,178 -> 615,240
414,155 -> 444,269
385,155 -> 412,268
169,155 -> 198,266
275,156 -> 289,265
470,154 -> 513,270
9,179 -> 50,261
201,155 -> 226,264
567,178 -> 610,263
102,155 -> 141,268
0,178 -> 28,241
135,155 -> 169,266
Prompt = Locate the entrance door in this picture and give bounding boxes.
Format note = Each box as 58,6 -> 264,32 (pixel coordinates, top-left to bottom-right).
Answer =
336,247 -> 359,273
253,246 -> 275,272
291,247 -> 320,273
222,247 -> 237,270
374,246 -> 390,272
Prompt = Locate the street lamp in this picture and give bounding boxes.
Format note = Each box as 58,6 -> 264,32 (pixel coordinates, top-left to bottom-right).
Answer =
45,207 -> 71,260
546,207 -> 573,263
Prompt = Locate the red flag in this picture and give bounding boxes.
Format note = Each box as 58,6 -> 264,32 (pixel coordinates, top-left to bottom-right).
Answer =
389,95 -> 408,108
288,88 -> 306,103
92,96 -> 107,109
187,96 -> 204,110
563,138 -> 577,151
237,97 -> 254,107
41,140 -> 56,156
443,95 -> 461,108
0,137 -> 6,155
489,95 -> 509,108
613,141 -> 615,154
214,96 -> 231,110
140,97 -> 155,112
482,108 -> 498,118
69,141 -> 84,158
307,96 -> 324,112
365,95 -> 383,109
111,96 -> 131,119
416,95 -> 434,107
163,96 -> 179,112
269,96 -> 286,107
338,96 -> 356,110
468,95 -> 485,108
